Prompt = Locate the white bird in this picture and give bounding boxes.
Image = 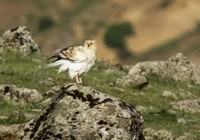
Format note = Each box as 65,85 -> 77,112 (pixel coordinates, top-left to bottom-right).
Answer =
47,40 -> 97,84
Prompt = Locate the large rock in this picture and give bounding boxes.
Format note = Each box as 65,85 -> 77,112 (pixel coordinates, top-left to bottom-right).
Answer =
0,26 -> 40,53
117,53 -> 200,87
19,84 -> 144,140
0,85 -> 43,103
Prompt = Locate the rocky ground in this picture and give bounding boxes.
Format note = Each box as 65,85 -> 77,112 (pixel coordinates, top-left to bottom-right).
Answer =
0,26 -> 200,139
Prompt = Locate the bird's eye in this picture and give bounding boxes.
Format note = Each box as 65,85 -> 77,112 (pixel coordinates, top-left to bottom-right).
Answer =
87,43 -> 91,47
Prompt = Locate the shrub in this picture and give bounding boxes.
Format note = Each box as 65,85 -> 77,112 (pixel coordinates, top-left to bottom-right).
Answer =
104,22 -> 134,48
38,16 -> 54,32
159,0 -> 173,8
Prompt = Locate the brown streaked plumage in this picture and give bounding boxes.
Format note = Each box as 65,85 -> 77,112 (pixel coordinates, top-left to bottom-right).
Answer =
48,40 -> 97,84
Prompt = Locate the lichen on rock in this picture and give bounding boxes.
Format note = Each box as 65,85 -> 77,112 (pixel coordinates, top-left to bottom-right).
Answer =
19,84 -> 144,140
117,53 -> 200,87
0,26 -> 40,53
0,84 -> 42,103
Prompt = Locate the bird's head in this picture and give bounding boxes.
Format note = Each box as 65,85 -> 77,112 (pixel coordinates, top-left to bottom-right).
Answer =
84,40 -> 97,50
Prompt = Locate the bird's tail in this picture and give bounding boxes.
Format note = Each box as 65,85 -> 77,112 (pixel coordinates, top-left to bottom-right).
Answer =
48,54 -> 62,62
46,60 -> 63,68
46,54 -> 62,68
46,60 -> 70,73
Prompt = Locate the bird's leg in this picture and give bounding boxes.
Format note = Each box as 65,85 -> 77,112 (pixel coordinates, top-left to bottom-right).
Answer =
75,76 -> 80,84
78,76 -> 83,85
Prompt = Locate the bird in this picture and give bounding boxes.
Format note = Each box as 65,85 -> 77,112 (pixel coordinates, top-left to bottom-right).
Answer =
47,40 -> 97,85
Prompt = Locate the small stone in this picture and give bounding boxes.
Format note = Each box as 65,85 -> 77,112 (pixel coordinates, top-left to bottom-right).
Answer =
178,91 -> 193,98
175,133 -> 196,140
31,109 -> 42,113
136,106 -> 148,113
116,74 -> 148,89
41,98 -> 51,106
177,118 -> 187,124
167,109 -> 177,116
144,128 -> 175,140
45,90 -> 55,98
145,136 -> 154,140
162,91 -> 178,100
45,85 -> 61,98
51,85 -> 61,92
154,129 -> 174,140
172,99 -> 200,113
39,78 -> 54,85
143,128 -> 156,136
172,100 -> 200,113
149,106 -> 159,113
0,116 -> 8,120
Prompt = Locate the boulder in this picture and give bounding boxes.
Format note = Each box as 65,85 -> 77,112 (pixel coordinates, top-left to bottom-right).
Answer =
117,53 -> 200,87
0,85 -> 43,103
19,84 -> 144,140
0,26 -> 40,53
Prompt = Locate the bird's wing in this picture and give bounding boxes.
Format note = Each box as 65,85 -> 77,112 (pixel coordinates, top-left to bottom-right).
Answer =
50,45 -> 87,63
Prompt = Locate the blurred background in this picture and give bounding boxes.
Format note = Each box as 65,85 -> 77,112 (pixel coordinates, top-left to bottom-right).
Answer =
0,0 -> 200,64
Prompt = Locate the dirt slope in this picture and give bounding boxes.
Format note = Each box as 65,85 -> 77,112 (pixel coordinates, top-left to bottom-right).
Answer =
124,0 -> 200,53
0,0 -> 199,63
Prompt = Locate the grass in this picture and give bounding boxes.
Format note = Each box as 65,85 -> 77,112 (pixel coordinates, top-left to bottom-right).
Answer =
0,50 -> 200,138
0,97 -> 42,124
183,42 -> 200,55
0,50 -> 68,92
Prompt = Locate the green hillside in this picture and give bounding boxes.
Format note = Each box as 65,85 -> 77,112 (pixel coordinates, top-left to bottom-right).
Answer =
0,50 -> 199,139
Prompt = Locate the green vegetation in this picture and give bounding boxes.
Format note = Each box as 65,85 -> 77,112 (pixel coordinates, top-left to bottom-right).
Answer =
38,16 -> 54,32
0,51 -> 64,92
104,22 -> 134,58
0,97 -> 41,124
104,22 -> 133,48
0,50 -> 200,138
